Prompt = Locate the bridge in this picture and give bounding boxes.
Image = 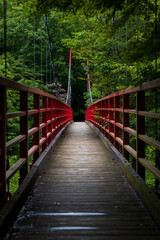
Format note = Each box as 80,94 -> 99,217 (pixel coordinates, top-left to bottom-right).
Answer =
0,77 -> 160,239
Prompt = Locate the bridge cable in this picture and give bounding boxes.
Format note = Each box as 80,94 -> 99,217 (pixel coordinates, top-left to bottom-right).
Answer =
3,0 -> 7,78
87,59 -> 93,105
118,11 -> 120,90
45,17 -> 58,96
66,48 -> 72,107
125,20 -> 128,87
41,16 -> 43,90
45,17 -> 48,91
50,46 -> 51,94
137,16 -> 139,83
34,15 -> 35,87
112,17 -> 115,82
23,0 -> 25,83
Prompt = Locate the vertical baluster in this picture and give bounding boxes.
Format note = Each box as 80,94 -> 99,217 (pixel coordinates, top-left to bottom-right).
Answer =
136,91 -> 145,180
109,98 -> 114,144
123,94 -> 129,160
42,96 -> 47,152
48,98 -> 52,144
33,94 -> 40,163
51,98 -> 54,140
0,86 -> 6,207
115,96 -> 120,151
20,91 -> 28,184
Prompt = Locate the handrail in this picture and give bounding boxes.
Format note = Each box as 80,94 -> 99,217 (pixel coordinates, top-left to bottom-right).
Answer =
0,77 -> 73,208
86,78 -> 160,194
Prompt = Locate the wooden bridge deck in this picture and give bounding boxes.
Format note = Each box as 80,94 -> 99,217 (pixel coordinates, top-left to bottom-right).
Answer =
6,122 -> 160,240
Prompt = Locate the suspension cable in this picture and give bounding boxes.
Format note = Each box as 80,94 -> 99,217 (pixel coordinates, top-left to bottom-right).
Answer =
66,48 -> 72,107
45,17 -> 57,96
3,0 -> 7,78
126,20 -> 128,87
23,0 -> 25,83
45,17 -> 48,91
34,15 -> 35,87
41,16 -> 43,90
118,11 -> 120,89
50,49 -> 51,94
87,59 -> 93,105
112,17 -> 115,82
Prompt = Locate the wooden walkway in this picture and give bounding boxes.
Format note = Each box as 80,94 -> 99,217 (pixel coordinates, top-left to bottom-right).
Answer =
6,122 -> 160,240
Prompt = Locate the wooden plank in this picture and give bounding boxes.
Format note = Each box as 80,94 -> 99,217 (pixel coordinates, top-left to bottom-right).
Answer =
110,132 -> 115,139
6,158 -> 26,181
138,111 -> 160,119
138,134 -> 160,151
47,132 -> 52,139
139,158 -> 160,182
115,137 -> 123,146
40,123 -> 46,129
115,123 -> 123,129
28,109 -> 39,115
124,127 -> 136,137
40,108 -> 47,113
6,111 -> 26,119
110,120 -> 115,125
28,127 -> 39,137
124,109 -> 136,114
47,120 -> 52,125
28,145 -> 39,158
6,134 -> 26,151
115,108 -> 123,112
39,137 -> 46,146
124,145 -> 137,159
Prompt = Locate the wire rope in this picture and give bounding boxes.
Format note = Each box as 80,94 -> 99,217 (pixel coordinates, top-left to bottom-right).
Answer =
41,16 -> 43,90
34,15 -> 35,87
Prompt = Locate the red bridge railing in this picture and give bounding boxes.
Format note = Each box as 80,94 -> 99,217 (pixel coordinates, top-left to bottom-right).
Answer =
86,79 -> 160,193
0,77 -> 73,208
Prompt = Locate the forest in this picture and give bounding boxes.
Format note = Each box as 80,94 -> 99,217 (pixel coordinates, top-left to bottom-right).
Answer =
0,0 -> 160,195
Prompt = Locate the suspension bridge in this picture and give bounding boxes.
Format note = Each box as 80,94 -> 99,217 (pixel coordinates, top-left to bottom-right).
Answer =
0,77 -> 160,240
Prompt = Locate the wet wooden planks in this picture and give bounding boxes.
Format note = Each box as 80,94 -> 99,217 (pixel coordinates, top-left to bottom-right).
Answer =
6,122 -> 160,240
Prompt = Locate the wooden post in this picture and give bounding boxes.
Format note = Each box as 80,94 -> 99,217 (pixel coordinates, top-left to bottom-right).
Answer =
20,91 -> 28,185
42,96 -> 47,151
48,98 -> 52,144
109,98 -> 114,144
136,91 -> 145,180
33,94 -> 40,163
0,87 -> 6,208
115,96 -> 120,151
123,94 -> 129,160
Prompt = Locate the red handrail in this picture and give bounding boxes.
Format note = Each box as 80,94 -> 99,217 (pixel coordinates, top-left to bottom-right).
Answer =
86,79 -> 160,192
0,77 -> 73,208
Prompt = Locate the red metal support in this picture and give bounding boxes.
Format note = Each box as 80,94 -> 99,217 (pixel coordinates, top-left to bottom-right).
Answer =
85,78 -> 160,192
115,96 -> 120,151
48,98 -> 52,145
33,94 -> 40,164
20,91 -> 28,184
136,91 -> 145,180
109,98 -> 114,144
42,96 -> 47,152
0,86 -> 6,208
123,94 -> 129,160
0,77 -> 73,208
